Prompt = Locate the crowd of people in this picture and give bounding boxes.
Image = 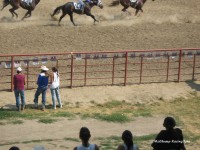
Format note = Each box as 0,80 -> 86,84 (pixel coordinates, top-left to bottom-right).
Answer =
13,65 -> 62,111
13,66 -> 187,150
8,117 -> 186,150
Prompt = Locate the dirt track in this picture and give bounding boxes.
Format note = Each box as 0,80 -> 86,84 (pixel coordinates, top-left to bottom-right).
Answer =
0,0 -> 200,55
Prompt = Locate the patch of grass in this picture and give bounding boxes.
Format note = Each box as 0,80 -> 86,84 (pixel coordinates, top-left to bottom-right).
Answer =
38,118 -> 58,124
64,137 -> 79,142
101,100 -> 124,108
52,111 -> 74,118
9,119 -> 24,125
94,112 -> 130,123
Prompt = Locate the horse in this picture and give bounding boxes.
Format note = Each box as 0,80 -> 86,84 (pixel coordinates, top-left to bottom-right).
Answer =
110,0 -> 155,16
50,0 -> 103,26
1,0 -> 40,20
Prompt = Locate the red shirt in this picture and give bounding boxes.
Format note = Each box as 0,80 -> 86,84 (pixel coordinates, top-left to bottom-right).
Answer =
13,74 -> 25,90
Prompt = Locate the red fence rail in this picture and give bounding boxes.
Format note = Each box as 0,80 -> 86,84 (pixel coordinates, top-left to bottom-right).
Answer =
0,48 -> 200,91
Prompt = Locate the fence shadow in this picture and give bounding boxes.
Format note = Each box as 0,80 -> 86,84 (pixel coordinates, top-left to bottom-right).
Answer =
185,80 -> 200,92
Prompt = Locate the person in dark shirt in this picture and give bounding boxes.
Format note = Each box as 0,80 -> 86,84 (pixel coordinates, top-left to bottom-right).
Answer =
33,66 -> 49,111
151,117 -> 186,150
13,67 -> 25,111
9,146 -> 20,150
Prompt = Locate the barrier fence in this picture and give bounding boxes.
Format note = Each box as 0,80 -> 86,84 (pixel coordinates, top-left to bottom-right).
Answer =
0,48 -> 200,91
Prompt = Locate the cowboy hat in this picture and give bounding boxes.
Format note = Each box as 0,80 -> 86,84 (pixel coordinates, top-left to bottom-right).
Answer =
40,65 -> 49,71
16,67 -> 22,72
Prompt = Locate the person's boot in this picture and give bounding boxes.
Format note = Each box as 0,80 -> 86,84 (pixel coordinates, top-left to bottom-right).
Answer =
42,104 -> 45,111
21,105 -> 25,111
17,105 -> 21,112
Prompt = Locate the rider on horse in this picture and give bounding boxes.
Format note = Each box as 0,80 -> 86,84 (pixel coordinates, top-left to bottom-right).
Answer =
78,0 -> 93,11
130,0 -> 143,8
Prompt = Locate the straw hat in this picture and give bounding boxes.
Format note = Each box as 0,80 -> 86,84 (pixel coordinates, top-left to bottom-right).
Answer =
40,65 -> 49,71
16,67 -> 22,72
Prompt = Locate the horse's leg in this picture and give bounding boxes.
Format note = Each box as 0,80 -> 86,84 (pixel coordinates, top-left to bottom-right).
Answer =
58,12 -> 67,26
9,7 -> 19,18
69,13 -> 77,26
122,6 -> 131,15
1,3 -> 9,11
22,10 -> 32,20
135,9 -> 139,16
85,12 -> 98,24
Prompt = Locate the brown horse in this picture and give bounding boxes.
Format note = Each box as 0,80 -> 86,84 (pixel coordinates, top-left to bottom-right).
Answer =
51,0 -> 103,26
1,0 -> 40,20
110,0 -> 154,16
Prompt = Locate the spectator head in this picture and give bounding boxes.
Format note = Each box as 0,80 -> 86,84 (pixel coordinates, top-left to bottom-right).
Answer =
163,117 -> 176,129
122,130 -> 133,149
9,146 -> 20,150
52,67 -> 58,72
79,127 -> 91,143
16,67 -> 22,73
40,66 -> 49,72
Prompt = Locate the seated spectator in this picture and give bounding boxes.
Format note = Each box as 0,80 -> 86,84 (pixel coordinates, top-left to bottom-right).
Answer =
117,130 -> 139,150
9,146 -> 20,150
151,116 -> 186,150
73,127 -> 99,150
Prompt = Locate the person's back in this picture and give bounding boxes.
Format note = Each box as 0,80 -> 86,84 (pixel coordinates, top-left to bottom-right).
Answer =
151,117 -> 186,150
14,73 -> 25,90
117,130 -> 139,150
76,143 -> 95,150
73,127 -> 99,150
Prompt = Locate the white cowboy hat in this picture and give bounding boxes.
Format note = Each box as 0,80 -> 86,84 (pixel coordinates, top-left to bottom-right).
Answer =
41,65 -> 49,71
17,67 -> 22,72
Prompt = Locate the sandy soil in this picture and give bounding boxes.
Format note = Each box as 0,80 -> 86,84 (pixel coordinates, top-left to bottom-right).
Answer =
0,0 -> 200,149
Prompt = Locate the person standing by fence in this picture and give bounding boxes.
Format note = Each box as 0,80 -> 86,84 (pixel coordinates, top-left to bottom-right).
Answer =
50,67 -> 62,109
33,66 -> 49,111
13,67 -> 25,111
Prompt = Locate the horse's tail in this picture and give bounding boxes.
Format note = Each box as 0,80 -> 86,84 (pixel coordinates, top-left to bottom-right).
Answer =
109,0 -> 120,6
1,0 -> 9,11
51,5 -> 63,16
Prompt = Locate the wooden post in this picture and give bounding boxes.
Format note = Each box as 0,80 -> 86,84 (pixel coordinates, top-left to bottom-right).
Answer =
11,56 -> 14,92
166,55 -> 170,82
124,52 -> 128,86
84,58 -> 87,86
140,56 -> 143,84
112,57 -> 115,85
70,54 -> 74,88
192,54 -> 196,80
178,50 -> 182,82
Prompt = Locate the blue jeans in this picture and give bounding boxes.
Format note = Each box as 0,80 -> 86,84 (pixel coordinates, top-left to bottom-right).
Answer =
34,86 -> 48,106
51,87 -> 62,108
14,89 -> 25,107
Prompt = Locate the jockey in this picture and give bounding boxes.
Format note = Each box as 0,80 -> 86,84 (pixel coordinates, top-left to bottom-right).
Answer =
130,0 -> 138,8
78,0 -> 85,10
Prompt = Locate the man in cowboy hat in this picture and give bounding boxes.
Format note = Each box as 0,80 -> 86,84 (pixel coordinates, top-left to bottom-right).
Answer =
33,66 -> 49,111
13,67 -> 26,111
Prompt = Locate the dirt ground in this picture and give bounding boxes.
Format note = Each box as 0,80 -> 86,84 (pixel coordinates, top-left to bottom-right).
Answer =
0,0 -> 200,149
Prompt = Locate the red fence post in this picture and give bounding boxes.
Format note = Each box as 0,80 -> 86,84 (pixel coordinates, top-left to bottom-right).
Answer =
112,57 -> 115,85
192,54 -> 196,80
140,56 -> 143,84
124,52 -> 128,86
84,57 -> 87,86
166,55 -> 170,82
70,53 -> 74,88
178,50 -> 182,82
11,56 -> 14,92
27,62 -> 29,89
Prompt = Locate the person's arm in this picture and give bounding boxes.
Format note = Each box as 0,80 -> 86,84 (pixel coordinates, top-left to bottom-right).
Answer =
37,74 -> 41,85
24,74 -> 26,85
73,147 -> 77,150
50,73 -> 54,84
95,144 -> 99,150
117,144 -> 124,150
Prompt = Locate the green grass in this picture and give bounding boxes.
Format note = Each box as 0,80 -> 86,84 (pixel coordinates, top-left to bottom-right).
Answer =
8,119 -> 24,125
38,118 -> 58,124
64,137 -> 80,142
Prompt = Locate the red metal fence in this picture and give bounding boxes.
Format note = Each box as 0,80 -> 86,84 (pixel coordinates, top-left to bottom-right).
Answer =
0,48 -> 200,91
